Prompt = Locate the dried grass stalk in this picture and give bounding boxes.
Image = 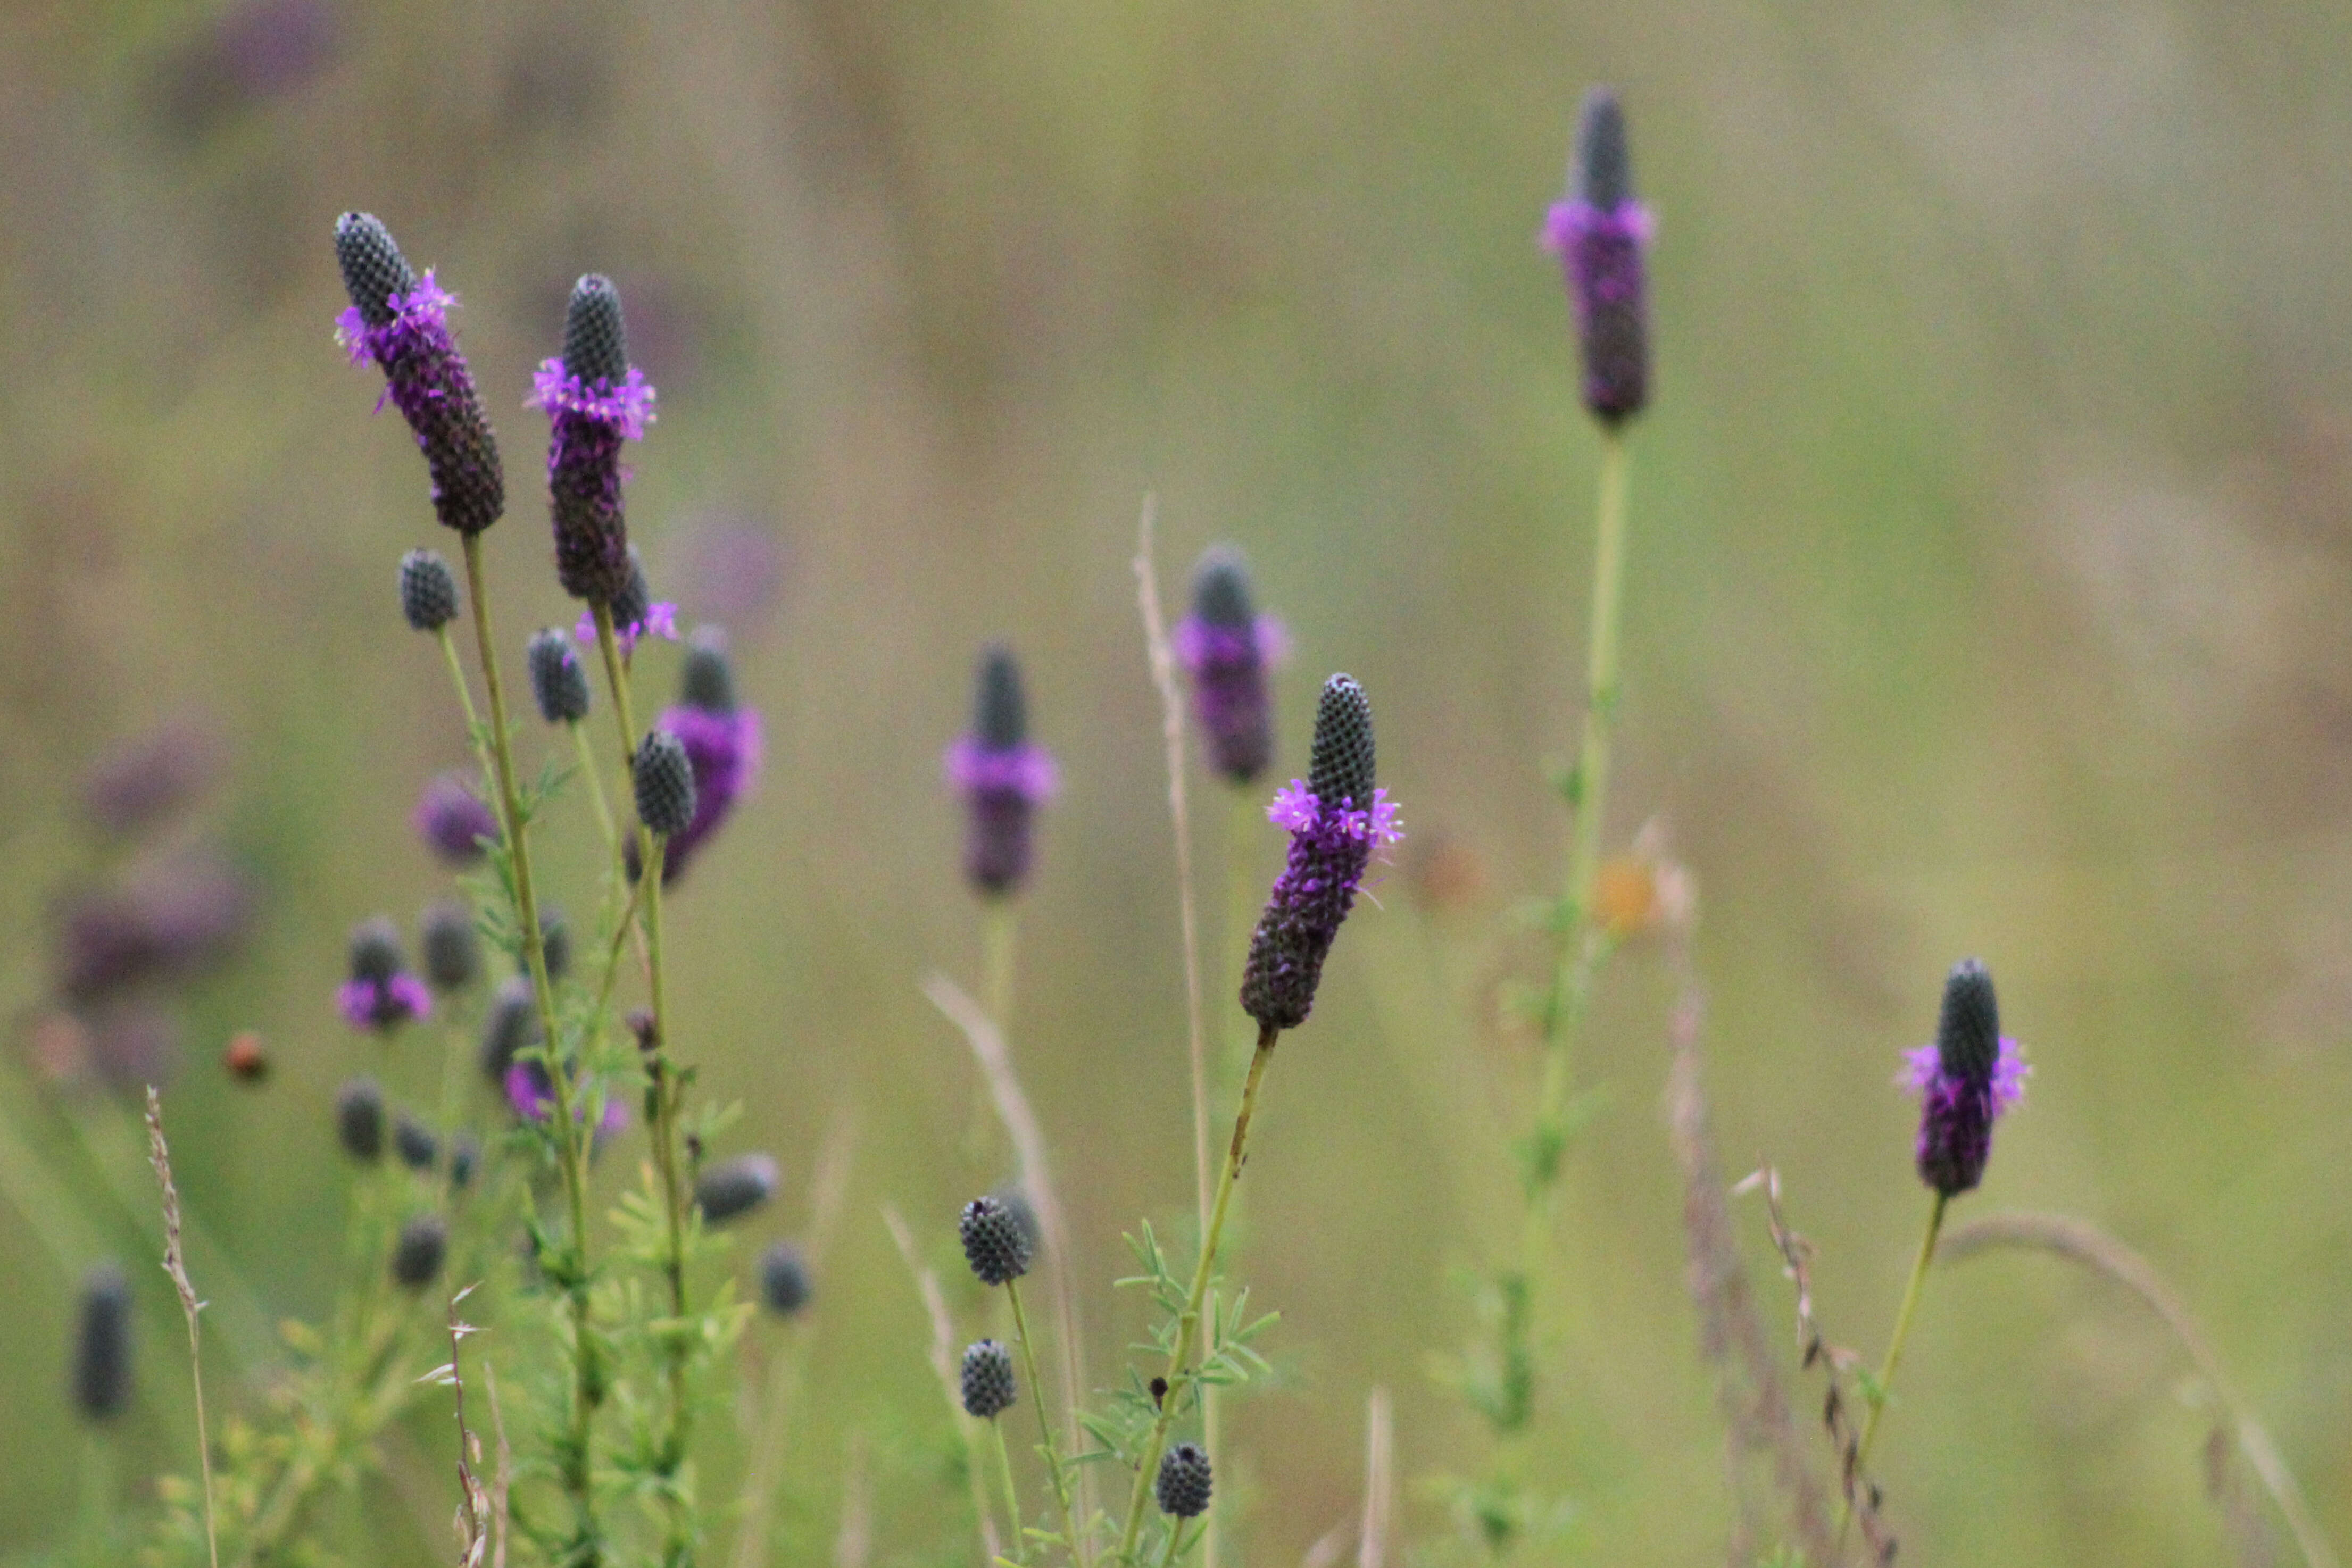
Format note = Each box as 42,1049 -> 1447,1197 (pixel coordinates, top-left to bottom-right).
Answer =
145,1087 -> 220,1568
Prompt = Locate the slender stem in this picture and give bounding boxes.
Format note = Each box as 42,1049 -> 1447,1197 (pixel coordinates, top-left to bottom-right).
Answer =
729,1331 -> 808,1568
570,720 -> 620,865
984,903 -> 1019,1036
590,605 -> 697,1559
79,1430 -> 114,1558
1115,1025 -> 1279,1564
991,1420 -> 1029,1566
1007,1278 -> 1081,1562
1837,1190 -> 1949,1550
459,535 -> 598,1557
435,627 -> 493,779
185,1306 -> 221,1568
1154,1520 -> 1188,1568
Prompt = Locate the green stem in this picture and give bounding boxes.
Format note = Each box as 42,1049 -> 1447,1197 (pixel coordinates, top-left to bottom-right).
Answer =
1838,1190 -> 1948,1549
1153,1520 -> 1189,1568
728,1330 -> 810,1568
1115,1025 -> 1279,1564
78,1429 -> 113,1557
1007,1278 -> 1079,1562
459,535 -> 599,1559
590,605 -> 696,1561
571,719 -> 621,868
992,1420 -> 1029,1566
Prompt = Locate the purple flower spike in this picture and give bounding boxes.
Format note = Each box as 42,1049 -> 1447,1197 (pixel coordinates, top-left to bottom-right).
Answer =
652,630 -> 762,885
503,1059 -> 629,1136
1540,89 -> 1652,426
1176,545 -> 1287,786
530,275 -> 656,606
334,213 -> 505,535
1241,675 -> 1403,1032
946,644 -> 1057,898
337,916 -> 431,1033
413,772 -> 498,865
1899,958 -> 2030,1197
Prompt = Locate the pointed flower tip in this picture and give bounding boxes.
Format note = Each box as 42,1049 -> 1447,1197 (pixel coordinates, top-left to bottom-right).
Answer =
334,211 -> 416,329
562,273 -> 630,388
1306,673 -> 1377,808
1575,87 -> 1634,210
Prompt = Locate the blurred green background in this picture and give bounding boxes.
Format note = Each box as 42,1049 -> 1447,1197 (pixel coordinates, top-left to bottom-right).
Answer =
4,0 -> 2351,1562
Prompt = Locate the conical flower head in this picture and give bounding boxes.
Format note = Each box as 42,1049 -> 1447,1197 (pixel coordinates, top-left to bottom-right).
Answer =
1156,1442 -> 1214,1519
1902,957 -> 2030,1197
960,1338 -> 1016,1419
347,916 -> 402,985
947,644 -> 1057,897
391,1213 -> 448,1289
478,976 -> 540,1085
1241,674 -> 1402,1032
339,916 -> 431,1031
73,1262 -> 132,1422
1540,88 -> 1652,425
561,274 -> 629,390
400,548 -> 459,632
394,1111 -> 439,1172
959,1193 -> 1032,1286
333,212 -> 505,535
336,1075 -> 386,1162
1177,545 -> 1282,784
421,900 -> 480,992
634,729 -> 698,837
694,1152 -> 779,1224
335,211 -> 416,330
533,276 -> 654,605
760,1240 -> 812,1317
528,627 -> 591,723
1306,674 -> 1375,810
680,626 -> 736,714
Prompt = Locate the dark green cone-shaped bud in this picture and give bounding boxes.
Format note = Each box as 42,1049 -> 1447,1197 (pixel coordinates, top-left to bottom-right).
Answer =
694,1153 -> 779,1224
391,1213 -> 448,1289
680,627 -> 736,714
400,549 -> 459,632
479,977 -> 539,1085
393,1112 -> 439,1173
335,212 -> 418,329
73,1262 -> 132,1422
974,643 -> 1027,749
1192,546 -> 1256,629
336,1076 -> 385,1162
420,900 -> 479,992
1156,1442 -> 1214,1518
634,730 -> 697,837
348,916 -> 403,986
562,274 -> 629,389
1306,674 -> 1376,808
528,628 -> 591,723
960,1338 -> 1016,1419
1576,87 -> 1633,210
1936,958 -> 2001,1088
959,1194 -> 1031,1286
759,1240 -> 812,1317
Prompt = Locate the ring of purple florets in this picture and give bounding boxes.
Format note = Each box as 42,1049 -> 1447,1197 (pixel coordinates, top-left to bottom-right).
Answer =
1240,782 -> 1403,1030
1900,1036 -> 2030,1197
336,273 -> 460,373
528,361 -> 657,442
503,1060 -> 630,1135
338,973 -> 432,1032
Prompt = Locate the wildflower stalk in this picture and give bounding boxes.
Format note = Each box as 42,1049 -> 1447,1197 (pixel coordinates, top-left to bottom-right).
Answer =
984,903 -> 1019,1037
991,1421 -> 1029,1565
1838,1190 -> 1949,1548
1005,1277 -> 1081,1561
571,722 -> 621,864
591,604 -> 698,1554
1115,1023 -> 1279,1565
458,532 -> 600,1552
144,1089 -> 220,1568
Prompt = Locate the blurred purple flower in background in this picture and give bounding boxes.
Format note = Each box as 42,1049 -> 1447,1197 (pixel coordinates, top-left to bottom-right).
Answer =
413,772 -> 497,866
79,720 -> 223,837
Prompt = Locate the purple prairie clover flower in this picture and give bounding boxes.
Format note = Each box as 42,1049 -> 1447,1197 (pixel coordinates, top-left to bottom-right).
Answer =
1240,674 -> 1403,1032
1899,958 -> 2030,1197
1176,545 -> 1288,786
530,274 -> 656,606
503,1059 -> 629,1136
572,544 -> 677,654
80,720 -> 222,837
334,213 -> 505,535
56,853 -> 251,1003
649,628 -> 762,885
1540,89 -> 1652,426
945,644 -> 1057,897
413,772 -> 498,865
337,916 -> 431,1033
